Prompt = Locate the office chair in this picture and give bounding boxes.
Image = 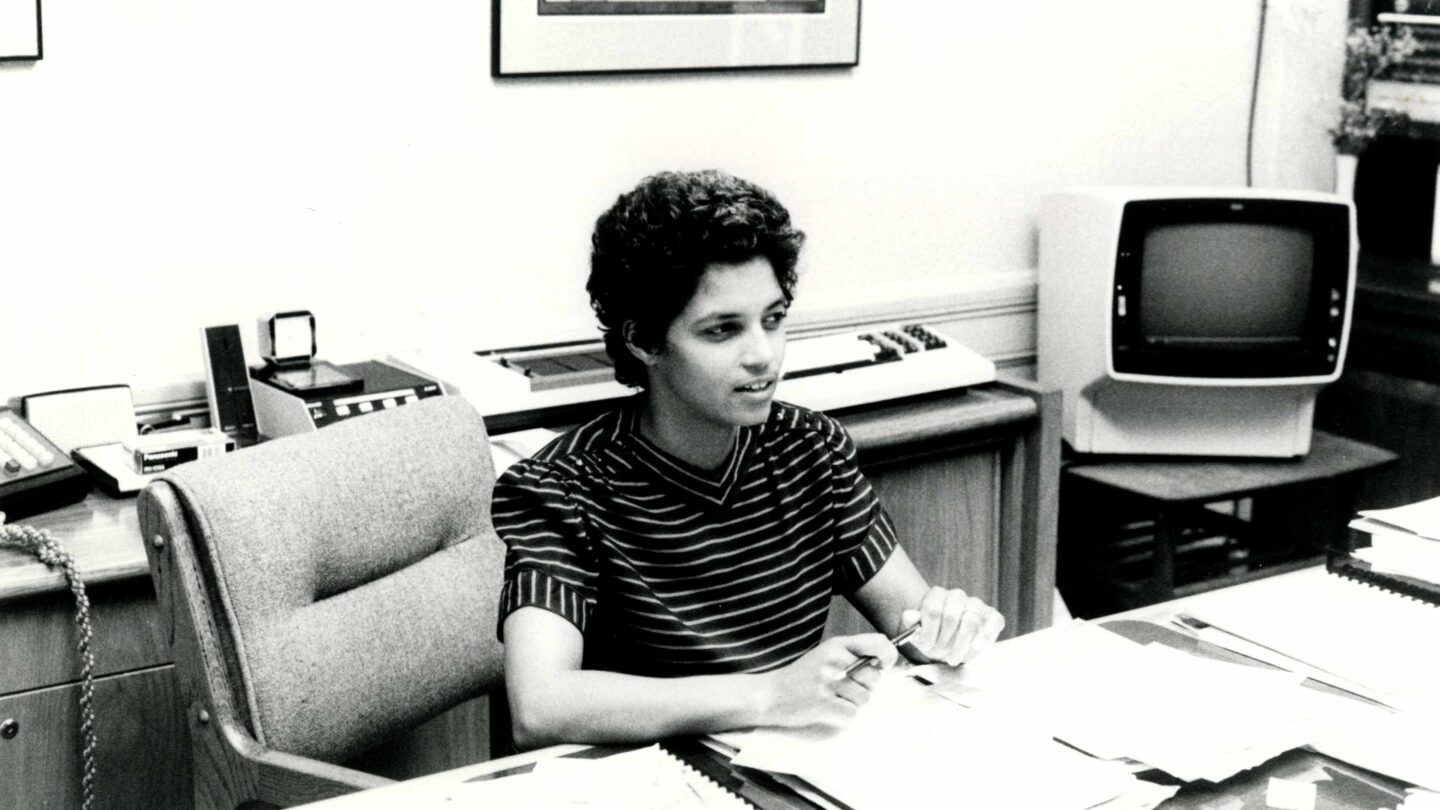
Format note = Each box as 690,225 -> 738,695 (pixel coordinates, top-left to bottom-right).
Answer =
139,396 -> 508,810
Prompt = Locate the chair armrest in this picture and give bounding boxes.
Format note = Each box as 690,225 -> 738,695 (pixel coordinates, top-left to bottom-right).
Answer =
243,728 -> 394,803
203,712 -> 395,807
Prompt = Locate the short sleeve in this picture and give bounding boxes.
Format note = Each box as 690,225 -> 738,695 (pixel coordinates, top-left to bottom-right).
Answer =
819,415 -> 899,593
492,459 -> 599,640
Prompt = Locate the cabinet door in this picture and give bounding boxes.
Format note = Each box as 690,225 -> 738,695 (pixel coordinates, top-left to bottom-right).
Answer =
0,579 -> 168,696
827,450 -> 1001,638
0,666 -> 189,810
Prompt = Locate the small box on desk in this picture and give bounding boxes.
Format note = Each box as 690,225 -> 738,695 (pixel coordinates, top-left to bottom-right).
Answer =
73,429 -> 238,497
123,429 -> 236,474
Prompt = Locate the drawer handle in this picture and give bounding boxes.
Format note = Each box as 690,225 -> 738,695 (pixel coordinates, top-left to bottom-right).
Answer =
1,718 -> 17,739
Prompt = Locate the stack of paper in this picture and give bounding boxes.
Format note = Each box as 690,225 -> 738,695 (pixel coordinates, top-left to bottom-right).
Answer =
1351,495 -> 1440,586
1356,495 -> 1440,540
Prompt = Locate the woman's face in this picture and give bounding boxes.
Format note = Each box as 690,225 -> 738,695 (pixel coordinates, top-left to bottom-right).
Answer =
640,256 -> 789,433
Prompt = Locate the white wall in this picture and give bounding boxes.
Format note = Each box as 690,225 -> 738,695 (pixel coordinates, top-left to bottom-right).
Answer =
0,1 -> 1346,407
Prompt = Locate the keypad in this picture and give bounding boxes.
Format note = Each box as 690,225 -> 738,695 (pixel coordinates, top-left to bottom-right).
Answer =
0,411 -> 59,478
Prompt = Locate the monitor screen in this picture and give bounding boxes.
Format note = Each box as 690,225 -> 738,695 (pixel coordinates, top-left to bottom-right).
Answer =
1138,223 -> 1313,347
1109,197 -> 1351,379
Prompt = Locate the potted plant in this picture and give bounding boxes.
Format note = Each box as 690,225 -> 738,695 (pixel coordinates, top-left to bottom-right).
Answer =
1330,22 -> 1420,196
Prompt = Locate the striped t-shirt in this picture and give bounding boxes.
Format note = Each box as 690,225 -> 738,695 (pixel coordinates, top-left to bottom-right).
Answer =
492,396 -> 898,677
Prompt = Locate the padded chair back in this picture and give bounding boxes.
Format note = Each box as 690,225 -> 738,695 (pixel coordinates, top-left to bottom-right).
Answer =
141,396 -> 505,769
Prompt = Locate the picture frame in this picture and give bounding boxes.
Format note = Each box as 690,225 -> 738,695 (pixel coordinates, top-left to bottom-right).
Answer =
0,0 -> 41,61
492,0 -> 860,78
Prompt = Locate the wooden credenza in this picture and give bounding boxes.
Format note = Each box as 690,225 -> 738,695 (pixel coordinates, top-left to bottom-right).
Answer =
0,497 -> 190,810
0,378 -> 1059,809
828,378 -> 1060,638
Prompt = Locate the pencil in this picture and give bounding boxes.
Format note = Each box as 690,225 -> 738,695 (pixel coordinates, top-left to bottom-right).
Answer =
842,622 -> 921,678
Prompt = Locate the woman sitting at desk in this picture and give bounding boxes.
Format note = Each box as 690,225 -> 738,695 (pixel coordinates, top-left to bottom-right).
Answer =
493,169 -> 1004,749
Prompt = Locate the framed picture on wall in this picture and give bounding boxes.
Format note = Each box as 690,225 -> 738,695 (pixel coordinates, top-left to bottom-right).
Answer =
0,0 -> 41,61
492,0 -> 860,77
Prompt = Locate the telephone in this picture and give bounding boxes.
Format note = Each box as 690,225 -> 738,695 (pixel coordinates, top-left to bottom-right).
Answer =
0,408 -> 92,520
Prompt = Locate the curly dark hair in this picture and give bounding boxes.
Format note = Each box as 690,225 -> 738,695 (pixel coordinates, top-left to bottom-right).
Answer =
587,169 -> 805,388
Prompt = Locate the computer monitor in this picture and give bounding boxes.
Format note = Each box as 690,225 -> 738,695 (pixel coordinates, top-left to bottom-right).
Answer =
1038,187 -> 1357,457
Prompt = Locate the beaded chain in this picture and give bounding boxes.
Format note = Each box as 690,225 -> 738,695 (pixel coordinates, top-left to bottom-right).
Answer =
0,512 -> 97,810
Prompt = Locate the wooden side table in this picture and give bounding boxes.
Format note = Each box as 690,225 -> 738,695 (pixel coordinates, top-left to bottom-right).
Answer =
1058,431 -> 1398,615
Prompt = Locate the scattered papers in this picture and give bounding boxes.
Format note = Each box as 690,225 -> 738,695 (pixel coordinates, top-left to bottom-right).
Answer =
1186,572 -> 1440,711
1300,688 -> 1440,793
720,615 -> 1440,806
1401,789 -> 1440,810
1088,780 -> 1180,810
920,620 -> 1313,783
724,669 -> 1140,810
1173,616 -> 1396,709
1266,777 -> 1317,810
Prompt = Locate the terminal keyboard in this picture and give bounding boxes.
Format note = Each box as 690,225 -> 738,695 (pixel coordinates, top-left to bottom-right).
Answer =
390,322 -> 997,430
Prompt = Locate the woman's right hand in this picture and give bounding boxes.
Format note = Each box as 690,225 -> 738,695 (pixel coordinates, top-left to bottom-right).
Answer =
756,634 -> 899,729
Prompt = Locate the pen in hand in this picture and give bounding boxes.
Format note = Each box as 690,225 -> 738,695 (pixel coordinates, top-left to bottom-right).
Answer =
842,622 -> 921,679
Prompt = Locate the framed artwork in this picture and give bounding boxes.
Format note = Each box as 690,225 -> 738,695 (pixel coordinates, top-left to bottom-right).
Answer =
0,0 -> 41,61
492,0 -> 860,77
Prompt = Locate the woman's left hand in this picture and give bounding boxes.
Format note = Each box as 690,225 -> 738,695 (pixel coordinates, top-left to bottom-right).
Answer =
900,586 -> 1005,666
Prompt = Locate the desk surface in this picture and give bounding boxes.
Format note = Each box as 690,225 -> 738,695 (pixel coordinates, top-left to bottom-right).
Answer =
1063,430 -> 1398,503
0,491 -> 141,602
297,566 -> 1425,810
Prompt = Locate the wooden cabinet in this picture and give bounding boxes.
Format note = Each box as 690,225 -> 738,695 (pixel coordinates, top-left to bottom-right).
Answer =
0,577 -> 189,810
0,666 -> 189,809
827,379 -> 1061,639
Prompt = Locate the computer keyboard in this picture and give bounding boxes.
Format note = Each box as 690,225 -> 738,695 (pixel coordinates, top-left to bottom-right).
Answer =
389,322 -> 997,428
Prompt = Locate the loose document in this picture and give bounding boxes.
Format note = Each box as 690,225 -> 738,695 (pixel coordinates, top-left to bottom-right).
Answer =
718,618 -> 1439,808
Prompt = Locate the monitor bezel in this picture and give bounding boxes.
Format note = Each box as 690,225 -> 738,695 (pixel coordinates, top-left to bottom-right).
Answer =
1110,198 -> 1351,381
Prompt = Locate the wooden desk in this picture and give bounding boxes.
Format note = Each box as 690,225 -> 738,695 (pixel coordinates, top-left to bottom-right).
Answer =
0,492 -> 189,810
294,566 -> 1428,810
0,380 -> 1058,810
1059,431 -> 1397,614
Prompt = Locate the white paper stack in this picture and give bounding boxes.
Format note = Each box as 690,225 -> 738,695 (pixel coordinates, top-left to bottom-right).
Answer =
1351,495 -> 1440,586
1356,496 -> 1440,541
